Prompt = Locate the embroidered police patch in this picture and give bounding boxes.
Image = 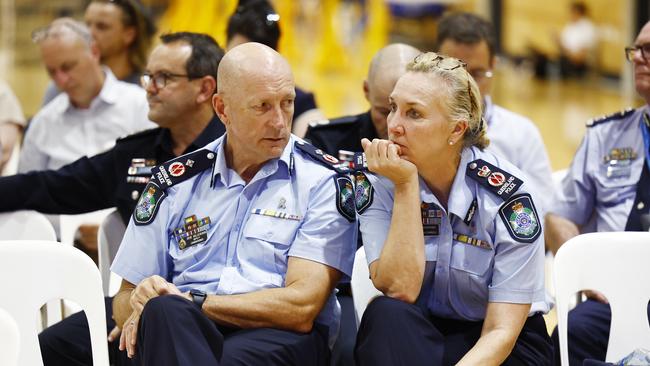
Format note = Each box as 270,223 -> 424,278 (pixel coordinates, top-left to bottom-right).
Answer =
133,182 -> 166,226
335,176 -> 356,222
354,171 -> 373,214
498,193 -> 541,243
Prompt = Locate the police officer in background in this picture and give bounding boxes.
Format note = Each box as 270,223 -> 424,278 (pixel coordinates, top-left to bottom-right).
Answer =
305,43 -> 421,156
436,13 -> 554,214
0,32 -> 225,226
109,42 -> 356,365
546,21 -> 650,365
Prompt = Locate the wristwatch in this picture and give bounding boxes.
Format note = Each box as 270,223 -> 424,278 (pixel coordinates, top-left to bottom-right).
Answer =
190,289 -> 207,309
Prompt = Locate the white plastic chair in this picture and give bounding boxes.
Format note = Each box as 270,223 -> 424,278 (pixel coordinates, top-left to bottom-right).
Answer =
0,211 -> 62,326
0,307 -> 20,366
60,208 -> 114,247
554,232 -> 650,364
350,248 -> 383,327
552,169 -> 568,190
0,210 -> 56,241
97,210 -> 126,296
0,240 -> 109,366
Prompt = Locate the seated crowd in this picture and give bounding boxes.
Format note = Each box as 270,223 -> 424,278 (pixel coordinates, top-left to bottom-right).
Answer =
0,1 -> 649,365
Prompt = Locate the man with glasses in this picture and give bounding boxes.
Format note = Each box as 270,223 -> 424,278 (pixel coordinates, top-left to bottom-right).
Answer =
546,21 -> 650,365
437,13 -> 554,215
21,18 -> 154,173
0,32 -> 224,226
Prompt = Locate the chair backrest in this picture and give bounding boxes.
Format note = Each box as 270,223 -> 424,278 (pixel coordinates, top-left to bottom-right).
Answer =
0,307 -> 20,366
552,169 -> 568,190
97,210 -> 126,296
59,208 -> 114,246
0,211 -> 56,241
0,240 -> 109,366
350,248 -> 383,327
554,232 -> 650,364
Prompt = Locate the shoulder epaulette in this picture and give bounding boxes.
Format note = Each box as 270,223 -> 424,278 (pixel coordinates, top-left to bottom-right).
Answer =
466,159 -> 522,201
116,127 -> 161,143
151,148 -> 216,189
308,115 -> 358,130
586,108 -> 635,128
133,149 -> 216,226
295,140 -> 363,174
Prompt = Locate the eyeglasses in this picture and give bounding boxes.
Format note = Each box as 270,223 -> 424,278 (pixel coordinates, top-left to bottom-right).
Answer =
469,69 -> 493,81
625,43 -> 650,62
141,72 -> 191,89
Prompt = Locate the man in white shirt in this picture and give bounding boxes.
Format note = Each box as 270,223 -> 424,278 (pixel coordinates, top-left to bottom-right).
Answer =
437,12 -> 554,215
0,79 -> 25,173
19,18 -> 153,173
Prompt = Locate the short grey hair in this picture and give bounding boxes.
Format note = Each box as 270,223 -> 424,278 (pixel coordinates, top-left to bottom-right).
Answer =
31,18 -> 93,47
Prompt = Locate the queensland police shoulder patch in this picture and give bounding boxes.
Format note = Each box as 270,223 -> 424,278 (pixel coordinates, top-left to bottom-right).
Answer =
466,159 -> 522,201
354,171 -> 373,214
498,193 -> 541,243
134,182 -> 166,226
335,175 -> 356,222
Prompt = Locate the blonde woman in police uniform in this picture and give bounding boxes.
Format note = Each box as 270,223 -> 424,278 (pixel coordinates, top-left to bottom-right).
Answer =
354,52 -> 552,366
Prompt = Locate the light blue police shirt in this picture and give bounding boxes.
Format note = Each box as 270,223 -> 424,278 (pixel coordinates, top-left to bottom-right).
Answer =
552,106 -> 646,231
484,96 -> 554,215
359,146 -> 548,321
111,134 -> 357,342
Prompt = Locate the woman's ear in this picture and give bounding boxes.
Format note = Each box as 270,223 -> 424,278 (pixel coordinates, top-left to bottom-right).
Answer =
448,120 -> 468,145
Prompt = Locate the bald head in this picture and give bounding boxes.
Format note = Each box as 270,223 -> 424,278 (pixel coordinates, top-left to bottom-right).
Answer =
365,43 -> 420,139
218,42 -> 293,96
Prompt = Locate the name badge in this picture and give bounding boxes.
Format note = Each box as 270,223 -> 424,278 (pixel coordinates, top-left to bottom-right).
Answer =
172,215 -> 211,250
421,202 -> 443,236
605,159 -> 632,179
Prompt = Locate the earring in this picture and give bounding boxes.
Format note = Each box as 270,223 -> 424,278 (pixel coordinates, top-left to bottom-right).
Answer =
448,140 -> 454,145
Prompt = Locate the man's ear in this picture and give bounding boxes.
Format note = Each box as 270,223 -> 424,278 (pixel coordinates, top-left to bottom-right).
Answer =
212,93 -> 228,128
363,80 -> 370,102
196,76 -> 217,104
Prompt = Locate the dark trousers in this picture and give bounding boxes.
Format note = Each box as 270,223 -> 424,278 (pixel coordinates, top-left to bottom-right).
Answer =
551,299 -> 650,366
40,295 -> 330,366
355,296 -> 553,366
330,292 -> 355,366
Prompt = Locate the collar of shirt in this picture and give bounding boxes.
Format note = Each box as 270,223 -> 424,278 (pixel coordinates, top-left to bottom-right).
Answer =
211,134 -> 293,188
61,67 -> 119,112
483,95 -> 494,127
418,147 -> 476,221
155,115 -> 225,156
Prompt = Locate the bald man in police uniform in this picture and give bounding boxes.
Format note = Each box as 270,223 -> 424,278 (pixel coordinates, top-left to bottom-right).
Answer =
109,42 -> 356,366
0,32 -> 225,226
546,21 -> 650,365
305,43 -> 421,156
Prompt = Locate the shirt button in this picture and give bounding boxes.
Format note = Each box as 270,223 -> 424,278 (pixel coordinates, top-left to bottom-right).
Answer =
131,190 -> 140,200
638,201 -> 645,210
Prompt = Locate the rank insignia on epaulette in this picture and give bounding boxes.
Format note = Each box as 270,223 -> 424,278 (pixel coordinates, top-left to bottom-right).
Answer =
172,214 -> 211,250
354,172 -> 373,214
586,108 -> 634,127
335,176 -> 356,222
466,159 -> 522,200
133,182 -> 166,226
498,193 -> 541,243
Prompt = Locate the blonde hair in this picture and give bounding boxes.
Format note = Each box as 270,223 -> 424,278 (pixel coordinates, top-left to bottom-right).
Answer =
406,52 -> 489,150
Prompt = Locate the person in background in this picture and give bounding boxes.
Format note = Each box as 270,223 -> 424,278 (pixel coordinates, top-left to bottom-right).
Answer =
22,18 -> 154,173
42,0 -> 156,105
546,21 -> 650,365
0,79 -> 26,173
436,12 -> 554,216
226,0 -> 326,138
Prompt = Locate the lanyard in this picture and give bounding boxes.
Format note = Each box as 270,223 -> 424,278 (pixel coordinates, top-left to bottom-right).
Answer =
642,113 -> 650,171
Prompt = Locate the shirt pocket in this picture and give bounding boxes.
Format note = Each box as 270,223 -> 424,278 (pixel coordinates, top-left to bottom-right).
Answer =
242,214 -> 301,280
594,162 -> 640,206
449,241 -> 493,315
